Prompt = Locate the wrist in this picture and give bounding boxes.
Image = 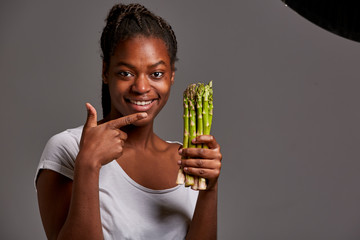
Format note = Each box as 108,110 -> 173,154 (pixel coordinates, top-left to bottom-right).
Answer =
75,150 -> 102,171
205,181 -> 218,192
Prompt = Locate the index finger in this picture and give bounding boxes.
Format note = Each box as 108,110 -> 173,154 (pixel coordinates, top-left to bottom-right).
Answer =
108,112 -> 148,128
192,135 -> 220,149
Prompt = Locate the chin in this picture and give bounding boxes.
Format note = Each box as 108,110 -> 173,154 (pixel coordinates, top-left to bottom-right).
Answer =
132,116 -> 154,127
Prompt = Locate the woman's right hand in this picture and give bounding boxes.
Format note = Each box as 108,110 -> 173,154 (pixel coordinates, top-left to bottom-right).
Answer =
78,103 -> 147,167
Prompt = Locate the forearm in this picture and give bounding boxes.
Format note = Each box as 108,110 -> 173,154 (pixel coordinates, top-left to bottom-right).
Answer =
57,153 -> 103,240
186,184 -> 218,240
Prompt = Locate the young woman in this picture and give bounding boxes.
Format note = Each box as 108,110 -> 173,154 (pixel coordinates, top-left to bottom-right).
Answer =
35,3 -> 222,240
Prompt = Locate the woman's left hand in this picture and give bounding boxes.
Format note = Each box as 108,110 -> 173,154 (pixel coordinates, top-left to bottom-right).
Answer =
178,135 -> 222,191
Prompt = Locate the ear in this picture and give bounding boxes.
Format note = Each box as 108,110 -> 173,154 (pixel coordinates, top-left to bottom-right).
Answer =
102,61 -> 109,84
170,68 -> 175,85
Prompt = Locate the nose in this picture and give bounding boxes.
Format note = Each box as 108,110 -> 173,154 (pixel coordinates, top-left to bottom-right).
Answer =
132,74 -> 151,94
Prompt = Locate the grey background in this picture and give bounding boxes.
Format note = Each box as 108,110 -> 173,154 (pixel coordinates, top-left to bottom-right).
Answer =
1,0 -> 360,239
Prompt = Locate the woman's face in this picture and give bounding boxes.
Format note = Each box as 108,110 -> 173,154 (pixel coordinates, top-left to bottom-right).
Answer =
103,35 -> 175,125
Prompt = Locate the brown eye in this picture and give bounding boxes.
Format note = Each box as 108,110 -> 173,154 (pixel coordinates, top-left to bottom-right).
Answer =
118,71 -> 133,78
151,72 -> 163,79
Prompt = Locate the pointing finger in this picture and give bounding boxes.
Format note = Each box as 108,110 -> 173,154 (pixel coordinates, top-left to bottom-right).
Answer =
108,112 -> 148,128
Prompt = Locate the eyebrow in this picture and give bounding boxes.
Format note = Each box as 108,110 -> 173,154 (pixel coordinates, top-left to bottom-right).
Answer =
115,62 -> 136,69
149,60 -> 167,68
115,60 -> 167,69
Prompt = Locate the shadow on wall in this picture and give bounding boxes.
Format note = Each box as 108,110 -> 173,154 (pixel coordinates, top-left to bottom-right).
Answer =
282,0 -> 360,42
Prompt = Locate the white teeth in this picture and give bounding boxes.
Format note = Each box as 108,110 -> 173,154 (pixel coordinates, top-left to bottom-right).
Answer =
130,100 -> 153,106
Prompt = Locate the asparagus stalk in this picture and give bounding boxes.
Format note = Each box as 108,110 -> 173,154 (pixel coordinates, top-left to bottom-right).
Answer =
185,84 -> 197,187
197,81 -> 213,190
208,81 -> 213,132
196,83 -> 204,148
176,88 -> 189,185
188,84 -> 197,148
183,88 -> 190,150
192,176 -> 199,190
192,83 -> 205,190
203,82 -> 211,136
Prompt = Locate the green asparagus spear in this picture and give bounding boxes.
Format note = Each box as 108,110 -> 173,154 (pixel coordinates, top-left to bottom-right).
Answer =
176,88 -> 189,185
185,84 -> 197,186
188,84 -> 197,148
208,81 -> 213,132
203,82 -> 211,136
190,83 -> 204,190
183,88 -> 190,149
197,81 -> 213,190
196,83 -> 205,147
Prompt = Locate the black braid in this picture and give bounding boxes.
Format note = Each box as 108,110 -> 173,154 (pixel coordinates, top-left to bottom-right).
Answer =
100,3 -> 178,118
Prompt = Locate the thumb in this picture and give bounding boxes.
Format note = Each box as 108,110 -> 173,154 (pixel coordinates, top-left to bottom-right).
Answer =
84,103 -> 97,129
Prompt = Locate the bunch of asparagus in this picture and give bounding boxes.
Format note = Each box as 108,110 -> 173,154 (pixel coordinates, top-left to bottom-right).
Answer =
176,81 -> 213,190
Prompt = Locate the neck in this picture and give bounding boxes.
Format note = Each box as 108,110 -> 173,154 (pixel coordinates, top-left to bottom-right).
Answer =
121,122 -> 156,149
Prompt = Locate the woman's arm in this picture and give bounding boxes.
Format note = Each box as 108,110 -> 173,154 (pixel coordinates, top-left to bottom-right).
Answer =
37,157 -> 103,240
179,135 -> 222,240
36,103 -> 147,240
186,184 -> 218,240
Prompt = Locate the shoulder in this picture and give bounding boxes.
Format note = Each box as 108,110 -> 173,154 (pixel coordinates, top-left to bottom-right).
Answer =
165,140 -> 182,161
162,139 -> 181,151
152,135 -> 181,159
43,126 -> 83,156
35,126 -> 84,187
166,140 -> 182,150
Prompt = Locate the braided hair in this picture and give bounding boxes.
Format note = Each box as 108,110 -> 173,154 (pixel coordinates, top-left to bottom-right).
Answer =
100,3 -> 178,118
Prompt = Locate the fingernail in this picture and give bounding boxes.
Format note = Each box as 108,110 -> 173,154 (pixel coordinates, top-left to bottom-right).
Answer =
178,148 -> 183,154
139,112 -> 148,118
177,160 -> 181,165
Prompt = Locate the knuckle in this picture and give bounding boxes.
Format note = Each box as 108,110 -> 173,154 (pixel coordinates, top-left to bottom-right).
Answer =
121,132 -> 128,140
117,147 -> 123,155
106,123 -> 113,130
125,116 -> 132,125
113,129 -> 120,137
198,148 -> 206,158
115,152 -> 123,159
199,169 -> 205,175
197,159 -> 204,167
215,161 -> 222,170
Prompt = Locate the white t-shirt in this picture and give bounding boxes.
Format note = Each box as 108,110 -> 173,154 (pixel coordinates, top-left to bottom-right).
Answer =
35,126 -> 198,240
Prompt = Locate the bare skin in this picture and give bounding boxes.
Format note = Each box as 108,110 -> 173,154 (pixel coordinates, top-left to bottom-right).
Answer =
36,36 -> 222,240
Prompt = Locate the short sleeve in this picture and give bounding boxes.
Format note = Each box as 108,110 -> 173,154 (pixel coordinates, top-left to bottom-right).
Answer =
34,126 -> 83,189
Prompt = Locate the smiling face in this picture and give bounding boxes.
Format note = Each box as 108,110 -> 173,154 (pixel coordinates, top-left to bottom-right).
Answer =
103,35 -> 175,125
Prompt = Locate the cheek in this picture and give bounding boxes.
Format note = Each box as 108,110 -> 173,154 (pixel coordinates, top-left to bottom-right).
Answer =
108,82 -> 128,107
157,83 -> 172,100
110,81 -> 126,96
